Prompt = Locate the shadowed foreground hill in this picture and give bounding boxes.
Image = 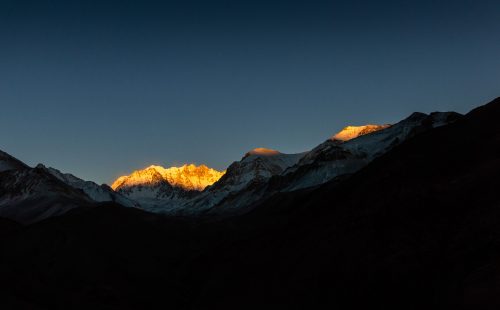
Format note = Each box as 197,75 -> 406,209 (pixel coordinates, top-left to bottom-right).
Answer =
1,97 -> 500,309
0,204 -> 212,309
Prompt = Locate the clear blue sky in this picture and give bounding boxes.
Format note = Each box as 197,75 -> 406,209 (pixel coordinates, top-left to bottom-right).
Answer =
1,0 -> 499,184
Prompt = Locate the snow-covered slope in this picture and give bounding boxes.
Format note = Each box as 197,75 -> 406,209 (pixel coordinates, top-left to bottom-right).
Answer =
110,167 -> 182,211
280,111 -> 462,191
332,124 -> 391,142
173,148 -> 306,215
0,150 -> 147,223
0,152 -> 93,224
39,165 -> 139,208
340,112 -> 458,158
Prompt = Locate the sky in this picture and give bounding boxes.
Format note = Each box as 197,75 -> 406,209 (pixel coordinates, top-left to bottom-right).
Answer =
0,0 -> 499,184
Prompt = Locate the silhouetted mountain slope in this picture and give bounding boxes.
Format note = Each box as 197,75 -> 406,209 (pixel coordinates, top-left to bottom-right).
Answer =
0,97 -> 499,309
0,217 -> 21,238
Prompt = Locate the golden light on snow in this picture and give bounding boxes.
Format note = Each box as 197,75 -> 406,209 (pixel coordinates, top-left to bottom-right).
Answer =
246,147 -> 281,156
332,124 -> 391,142
111,164 -> 226,191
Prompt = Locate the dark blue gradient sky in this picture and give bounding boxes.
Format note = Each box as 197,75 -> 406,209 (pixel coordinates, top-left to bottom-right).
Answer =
1,0 -> 499,184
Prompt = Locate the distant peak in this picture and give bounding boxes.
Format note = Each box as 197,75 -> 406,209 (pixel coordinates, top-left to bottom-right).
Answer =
332,124 -> 391,142
246,148 -> 282,157
111,163 -> 225,191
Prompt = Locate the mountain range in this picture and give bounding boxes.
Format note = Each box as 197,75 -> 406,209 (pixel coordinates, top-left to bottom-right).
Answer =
0,97 -> 499,309
0,109 -> 460,222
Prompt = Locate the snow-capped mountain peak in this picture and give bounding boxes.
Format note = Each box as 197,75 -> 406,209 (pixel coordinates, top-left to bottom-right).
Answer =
244,147 -> 281,157
241,148 -> 305,170
332,124 -> 391,142
109,163 -> 225,212
280,111 -> 463,192
111,164 -> 225,192
111,167 -> 166,190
